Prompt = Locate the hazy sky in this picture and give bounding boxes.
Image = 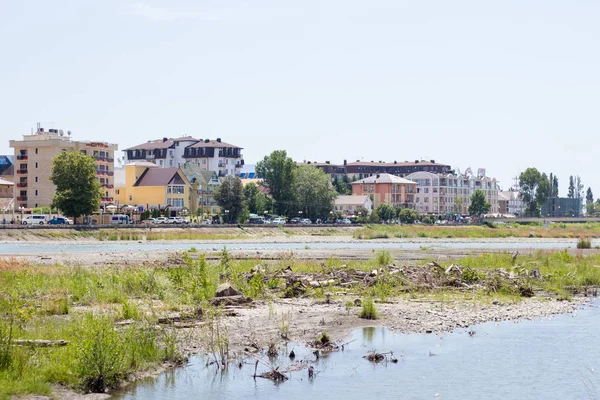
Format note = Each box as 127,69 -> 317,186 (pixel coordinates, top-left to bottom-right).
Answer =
1,1 -> 599,195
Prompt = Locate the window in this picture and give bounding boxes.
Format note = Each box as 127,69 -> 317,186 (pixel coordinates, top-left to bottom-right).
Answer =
35,148 -> 38,154
35,190 -> 38,196
35,162 -> 38,168
35,177 -> 38,183
129,195 -> 132,201
116,189 -> 120,195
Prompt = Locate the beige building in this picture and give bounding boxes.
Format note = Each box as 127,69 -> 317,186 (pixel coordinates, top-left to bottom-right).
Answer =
334,195 -> 373,215
404,171 -> 499,215
9,125 -> 118,209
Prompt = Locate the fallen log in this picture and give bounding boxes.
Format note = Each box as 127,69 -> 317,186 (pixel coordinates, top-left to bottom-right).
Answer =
14,339 -> 69,347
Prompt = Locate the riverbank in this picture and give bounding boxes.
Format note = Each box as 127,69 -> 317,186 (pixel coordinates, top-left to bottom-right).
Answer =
2,250 -> 598,399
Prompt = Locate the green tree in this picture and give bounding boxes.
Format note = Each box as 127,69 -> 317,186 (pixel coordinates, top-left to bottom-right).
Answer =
552,175 -> 559,197
586,187 -> 594,204
576,176 -> 584,199
332,175 -> 352,195
453,196 -> 464,215
243,182 -> 260,214
398,208 -> 420,223
214,176 -> 245,222
375,204 -> 395,222
50,151 -> 101,220
468,189 -> 491,218
568,176 -> 575,198
519,168 -> 550,217
256,151 -> 296,216
295,165 -> 337,219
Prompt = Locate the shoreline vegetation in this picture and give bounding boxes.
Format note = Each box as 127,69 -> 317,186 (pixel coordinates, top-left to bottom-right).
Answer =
1,222 -> 600,243
0,247 -> 598,399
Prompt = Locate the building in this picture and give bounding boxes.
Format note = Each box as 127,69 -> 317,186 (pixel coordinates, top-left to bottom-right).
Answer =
334,195 -> 373,215
297,161 -> 346,181
9,125 -> 117,209
183,138 -> 244,177
345,160 -> 452,180
541,197 -> 583,217
123,136 -> 199,168
351,173 -> 416,209
404,171 -> 499,215
114,162 -> 192,213
180,163 -> 223,216
0,177 -> 14,212
0,156 -> 14,180
498,191 -> 525,217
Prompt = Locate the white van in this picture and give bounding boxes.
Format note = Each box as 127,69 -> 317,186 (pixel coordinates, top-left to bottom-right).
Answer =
110,214 -> 131,225
22,215 -> 48,225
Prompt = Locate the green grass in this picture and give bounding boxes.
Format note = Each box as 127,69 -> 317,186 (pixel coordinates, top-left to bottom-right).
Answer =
359,298 -> 378,319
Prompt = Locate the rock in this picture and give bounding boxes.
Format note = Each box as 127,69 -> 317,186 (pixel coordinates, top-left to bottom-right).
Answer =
211,295 -> 253,306
216,283 -> 241,297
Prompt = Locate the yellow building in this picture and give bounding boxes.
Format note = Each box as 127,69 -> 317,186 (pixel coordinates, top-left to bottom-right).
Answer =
114,162 -> 192,213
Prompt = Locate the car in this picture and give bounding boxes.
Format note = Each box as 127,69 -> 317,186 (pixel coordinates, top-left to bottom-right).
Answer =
166,217 -> 180,224
300,218 -> 312,224
47,217 -> 73,225
288,217 -> 301,224
22,215 -> 48,225
248,217 -> 266,224
155,217 -> 168,224
272,217 -> 286,225
336,218 -> 352,224
142,218 -> 157,224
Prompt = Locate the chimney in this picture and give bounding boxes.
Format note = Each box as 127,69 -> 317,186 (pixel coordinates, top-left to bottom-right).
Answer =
343,159 -> 347,166
325,161 -> 330,164
415,160 -> 419,163
430,159 -> 435,163
394,161 -> 397,164
204,139 -> 209,143
216,138 -> 221,142
163,137 -> 168,142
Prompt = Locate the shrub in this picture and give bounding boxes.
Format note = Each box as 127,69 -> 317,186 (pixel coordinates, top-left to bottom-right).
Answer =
577,238 -> 591,249
374,249 -> 394,267
359,298 -> 378,320
121,299 -> 140,320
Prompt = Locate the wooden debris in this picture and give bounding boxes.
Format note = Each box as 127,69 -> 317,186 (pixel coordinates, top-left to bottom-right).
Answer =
13,339 -> 69,347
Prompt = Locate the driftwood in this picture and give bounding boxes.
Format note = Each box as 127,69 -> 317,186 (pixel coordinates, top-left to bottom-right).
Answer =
14,339 -> 69,347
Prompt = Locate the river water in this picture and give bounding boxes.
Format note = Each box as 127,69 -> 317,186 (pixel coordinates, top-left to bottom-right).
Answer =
0,239 -> 594,255
114,303 -> 599,400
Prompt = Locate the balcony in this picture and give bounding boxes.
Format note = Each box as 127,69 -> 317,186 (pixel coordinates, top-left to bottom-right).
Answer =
94,155 -> 114,163
106,171 -> 114,176
17,155 -> 28,160
101,197 -> 114,202
16,183 -> 27,188
17,169 -> 28,175
17,196 -> 28,201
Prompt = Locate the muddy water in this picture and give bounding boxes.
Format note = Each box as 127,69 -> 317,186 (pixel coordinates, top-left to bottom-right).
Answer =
0,239 -> 593,255
114,303 -> 599,400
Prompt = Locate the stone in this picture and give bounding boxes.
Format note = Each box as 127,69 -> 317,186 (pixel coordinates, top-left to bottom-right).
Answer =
216,283 -> 241,297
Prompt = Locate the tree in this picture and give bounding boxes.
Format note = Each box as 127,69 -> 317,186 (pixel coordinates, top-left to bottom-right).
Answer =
375,204 -> 395,222
398,208 -> 420,223
586,187 -> 594,204
468,189 -> 491,218
576,176 -> 584,199
553,175 -> 559,197
332,175 -> 352,195
295,165 -> 337,219
243,182 -> 267,214
519,168 -> 550,217
214,176 -> 245,222
50,151 -> 101,220
568,176 -> 575,198
256,151 -> 296,216
453,196 -> 464,215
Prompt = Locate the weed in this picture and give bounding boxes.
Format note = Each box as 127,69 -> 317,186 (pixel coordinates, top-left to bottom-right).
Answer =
121,299 -> 140,320
577,238 -> 591,249
202,309 -> 229,368
359,298 -> 378,320
374,249 -> 394,267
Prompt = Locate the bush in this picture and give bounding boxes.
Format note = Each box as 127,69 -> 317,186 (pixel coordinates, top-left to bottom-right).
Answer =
577,238 -> 592,249
359,298 -> 378,320
75,314 -> 126,393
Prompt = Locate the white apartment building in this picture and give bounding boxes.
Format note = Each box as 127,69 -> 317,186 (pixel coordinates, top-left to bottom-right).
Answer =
405,171 -> 500,215
123,136 -> 199,168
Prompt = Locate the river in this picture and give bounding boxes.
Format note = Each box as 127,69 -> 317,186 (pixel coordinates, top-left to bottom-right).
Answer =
113,302 -> 598,400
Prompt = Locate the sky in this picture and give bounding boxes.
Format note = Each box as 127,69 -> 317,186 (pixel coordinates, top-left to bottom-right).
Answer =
1,0 -> 599,196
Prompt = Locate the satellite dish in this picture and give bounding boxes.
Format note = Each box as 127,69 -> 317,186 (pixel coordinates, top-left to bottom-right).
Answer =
59,129 -> 64,136
67,131 -> 72,137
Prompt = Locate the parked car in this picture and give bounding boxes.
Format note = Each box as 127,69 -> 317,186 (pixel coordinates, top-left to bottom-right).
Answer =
110,214 -> 131,225
335,218 -> 352,224
300,218 -> 312,224
248,217 -> 266,224
272,217 -> 286,225
47,217 -> 73,225
155,217 -> 168,224
142,218 -> 157,224
22,215 -> 48,225
288,217 -> 301,224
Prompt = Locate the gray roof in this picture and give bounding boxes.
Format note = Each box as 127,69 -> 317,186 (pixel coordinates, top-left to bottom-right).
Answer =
334,195 -> 370,206
352,173 -> 416,185
188,139 -> 241,149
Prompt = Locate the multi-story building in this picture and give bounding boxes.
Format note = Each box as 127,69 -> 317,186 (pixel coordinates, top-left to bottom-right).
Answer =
351,173 -> 416,209
183,138 -> 244,177
123,136 -> 199,168
345,160 -> 452,180
498,191 -> 525,217
334,195 -> 373,215
9,125 -> 117,209
297,161 -> 346,181
541,197 -> 583,217
404,171 -> 499,215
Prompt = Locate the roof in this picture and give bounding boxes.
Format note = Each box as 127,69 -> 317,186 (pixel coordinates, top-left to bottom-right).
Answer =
134,168 -> 186,187
124,139 -> 176,151
334,195 -> 370,206
352,173 -> 416,185
0,177 -> 14,186
125,161 -> 159,167
346,161 -> 449,167
188,139 -> 241,149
